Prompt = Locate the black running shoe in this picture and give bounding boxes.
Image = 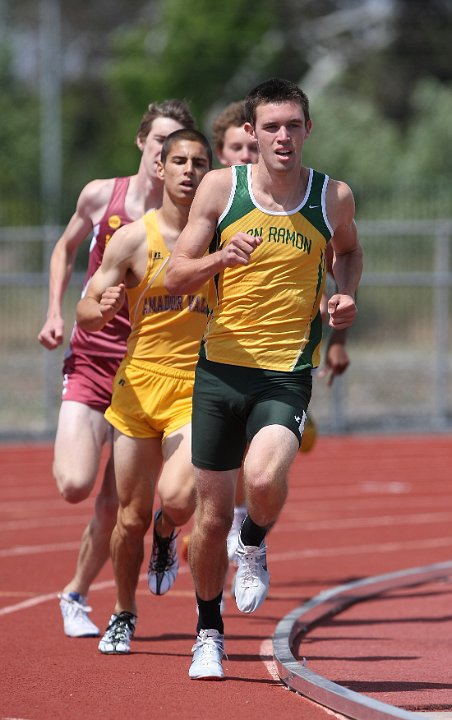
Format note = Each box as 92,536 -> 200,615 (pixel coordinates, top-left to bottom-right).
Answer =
147,508 -> 179,595
98,611 -> 136,654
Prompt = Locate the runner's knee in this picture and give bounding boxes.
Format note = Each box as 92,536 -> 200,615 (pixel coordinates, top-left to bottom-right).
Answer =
196,508 -> 233,542
160,482 -> 195,526
246,469 -> 275,496
245,469 -> 288,518
116,504 -> 151,539
161,501 -> 194,528
54,463 -> 95,503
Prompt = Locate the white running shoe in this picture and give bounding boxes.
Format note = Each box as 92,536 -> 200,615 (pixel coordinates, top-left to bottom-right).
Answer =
230,570 -> 236,599
234,537 -> 270,613
98,612 -> 136,654
147,509 -> 179,595
226,506 -> 247,562
59,593 -> 100,638
189,629 -> 225,680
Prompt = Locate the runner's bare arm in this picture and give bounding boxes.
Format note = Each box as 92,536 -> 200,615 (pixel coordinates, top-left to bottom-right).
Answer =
326,180 -> 363,330
37,178 -> 116,349
165,169 -> 262,295
76,220 -> 144,332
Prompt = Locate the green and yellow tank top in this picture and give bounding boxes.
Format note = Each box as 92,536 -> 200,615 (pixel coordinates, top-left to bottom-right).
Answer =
201,164 -> 333,372
126,210 -> 209,372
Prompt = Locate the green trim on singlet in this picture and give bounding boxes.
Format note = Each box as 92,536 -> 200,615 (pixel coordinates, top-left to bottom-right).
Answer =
301,169 -> 331,241
218,165 -> 332,242
208,228 -> 221,312
219,166 -> 255,231
295,310 -> 323,370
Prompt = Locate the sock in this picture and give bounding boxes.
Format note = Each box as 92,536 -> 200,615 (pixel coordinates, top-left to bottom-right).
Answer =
196,592 -> 224,634
68,592 -> 83,603
240,515 -> 271,547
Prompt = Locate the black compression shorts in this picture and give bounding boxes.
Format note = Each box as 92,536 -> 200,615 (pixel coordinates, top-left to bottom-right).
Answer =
192,357 -> 312,471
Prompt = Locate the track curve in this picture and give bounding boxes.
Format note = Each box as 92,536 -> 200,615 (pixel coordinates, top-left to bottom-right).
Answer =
273,560 -> 452,719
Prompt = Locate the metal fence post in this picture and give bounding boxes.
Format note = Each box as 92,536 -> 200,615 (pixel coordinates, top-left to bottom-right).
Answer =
41,225 -> 61,436
432,224 -> 451,429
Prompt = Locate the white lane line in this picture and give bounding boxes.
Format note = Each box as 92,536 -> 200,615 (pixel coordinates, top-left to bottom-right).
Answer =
0,498 -> 95,511
0,541 -> 81,558
0,535 -> 152,559
285,494 -> 452,512
0,567 -> 190,617
0,515 -> 93,532
2,535 -> 452,617
276,511 -> 452,532
0,592 -> 61,615
260,638 -> 284,683
3,534 -> 452,563
267,535 -> 452,561
3,507 -> 452,537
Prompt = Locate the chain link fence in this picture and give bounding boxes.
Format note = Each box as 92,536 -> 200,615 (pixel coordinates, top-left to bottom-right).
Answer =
1,216 -> 451,440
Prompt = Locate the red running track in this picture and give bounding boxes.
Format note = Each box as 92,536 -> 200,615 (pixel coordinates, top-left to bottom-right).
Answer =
1,435 -> 451,720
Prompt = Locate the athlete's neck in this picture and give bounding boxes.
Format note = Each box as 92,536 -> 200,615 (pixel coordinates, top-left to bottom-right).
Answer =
127,173 -> 164,217
156,202 -> 191,253
251,163 -> 310,212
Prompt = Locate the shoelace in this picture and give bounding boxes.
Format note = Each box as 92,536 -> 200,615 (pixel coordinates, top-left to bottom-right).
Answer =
192,633 -> 226,662
107,616 -> 134,643
151,531 -> 178,572
237,545 -> 266,587
59,594 -> 93,615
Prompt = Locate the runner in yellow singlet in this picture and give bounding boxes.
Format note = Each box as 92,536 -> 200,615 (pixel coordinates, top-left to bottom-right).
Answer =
76,129 -> 212,655
165,78 -> 363,680
38,99 -> 196,640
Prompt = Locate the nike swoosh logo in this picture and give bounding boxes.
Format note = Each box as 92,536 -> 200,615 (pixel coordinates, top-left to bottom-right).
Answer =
309,204 -> 320,209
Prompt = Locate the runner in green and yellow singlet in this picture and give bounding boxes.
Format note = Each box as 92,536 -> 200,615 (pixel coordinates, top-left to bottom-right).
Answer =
166,78 -> 364,681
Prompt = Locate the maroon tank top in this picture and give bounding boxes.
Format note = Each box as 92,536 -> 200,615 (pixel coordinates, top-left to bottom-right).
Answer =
66,177 -> 133,359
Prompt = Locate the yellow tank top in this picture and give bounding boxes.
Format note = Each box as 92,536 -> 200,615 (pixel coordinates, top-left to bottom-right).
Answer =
126,210 -> 209,372
201,165 -> 333,372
